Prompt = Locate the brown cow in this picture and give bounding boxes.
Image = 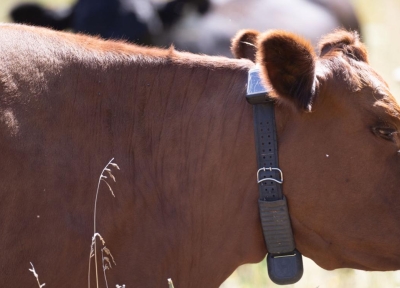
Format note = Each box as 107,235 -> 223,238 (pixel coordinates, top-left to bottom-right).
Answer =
1,24 -> 400,287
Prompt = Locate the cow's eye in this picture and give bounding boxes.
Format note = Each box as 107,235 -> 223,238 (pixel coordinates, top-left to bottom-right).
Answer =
372,126 -> 397,141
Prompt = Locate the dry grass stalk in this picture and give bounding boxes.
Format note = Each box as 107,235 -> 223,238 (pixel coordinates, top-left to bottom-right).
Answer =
101,246 -> 116,288
168,278 -> 175,288
29,262 -> 45,288
88,158 -> 120,288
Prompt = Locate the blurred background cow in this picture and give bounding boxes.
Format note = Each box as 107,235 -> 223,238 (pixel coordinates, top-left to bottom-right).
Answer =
4,0 -> 400,287
10,0 -> 211,45
10,0 -> 360,56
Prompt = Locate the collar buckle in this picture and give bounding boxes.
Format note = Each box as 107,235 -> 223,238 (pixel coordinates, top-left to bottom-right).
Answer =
257,167 -> 283,184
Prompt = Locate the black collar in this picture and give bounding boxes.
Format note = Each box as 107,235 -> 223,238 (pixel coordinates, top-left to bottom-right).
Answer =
246,66 -> 303,285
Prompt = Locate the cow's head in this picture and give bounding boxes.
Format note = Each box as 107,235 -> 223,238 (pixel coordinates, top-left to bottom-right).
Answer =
232,29 -> 400,271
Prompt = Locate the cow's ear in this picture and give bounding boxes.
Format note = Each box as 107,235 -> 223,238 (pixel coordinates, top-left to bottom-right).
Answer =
257,30 -> 317,111
318,30 -> 368,63
231,29 -> 260,62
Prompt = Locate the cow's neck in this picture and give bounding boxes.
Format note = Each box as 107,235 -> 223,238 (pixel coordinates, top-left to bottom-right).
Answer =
91,55 -> 267,287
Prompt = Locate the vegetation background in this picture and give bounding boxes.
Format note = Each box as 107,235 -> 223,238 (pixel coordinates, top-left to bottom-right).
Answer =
1,0 -> 400,287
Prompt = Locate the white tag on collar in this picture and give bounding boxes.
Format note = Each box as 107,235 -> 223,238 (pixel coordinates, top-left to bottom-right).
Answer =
247,66 -> 268,95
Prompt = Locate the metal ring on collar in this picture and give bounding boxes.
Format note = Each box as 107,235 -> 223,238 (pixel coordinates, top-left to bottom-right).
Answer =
257,167 -> 283,184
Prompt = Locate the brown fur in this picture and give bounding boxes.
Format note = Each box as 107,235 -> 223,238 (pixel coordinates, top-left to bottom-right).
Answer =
3,24 -> 400,288
318,29 -> 368,62
257,30 -> 317,110
230,29 -> 260,62
0,24 -> 258,288
315,30 -> 373,97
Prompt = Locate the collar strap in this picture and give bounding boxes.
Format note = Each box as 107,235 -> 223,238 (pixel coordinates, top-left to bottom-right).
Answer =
247,67 -> 303,285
